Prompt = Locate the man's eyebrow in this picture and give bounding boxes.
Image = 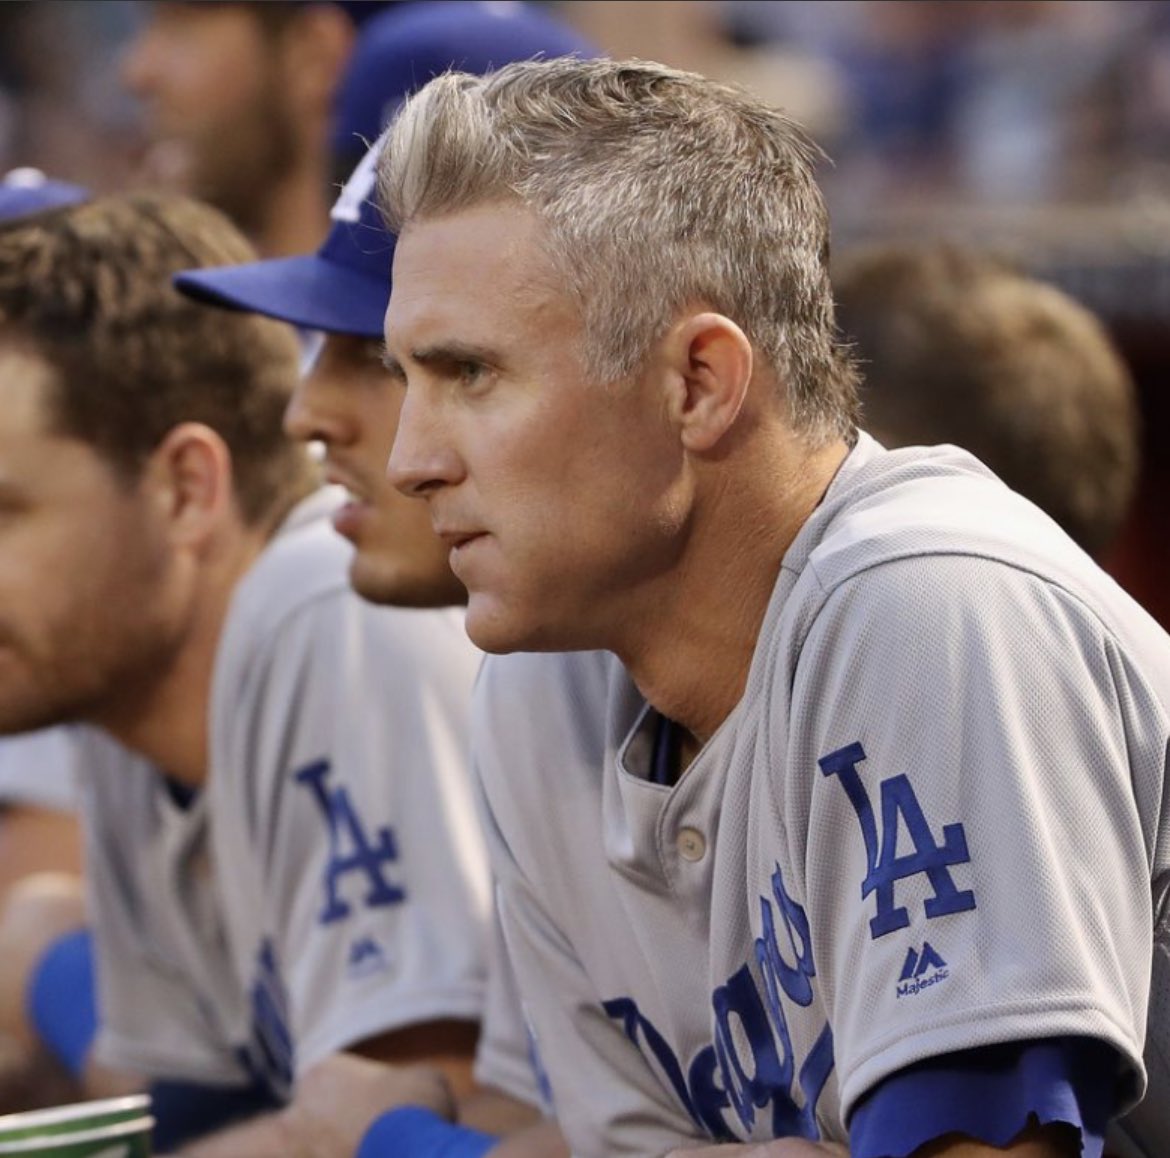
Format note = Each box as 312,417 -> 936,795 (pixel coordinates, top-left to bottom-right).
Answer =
380,346 -> 406,378
418,340 -> 495,364
385,341 -> 499,373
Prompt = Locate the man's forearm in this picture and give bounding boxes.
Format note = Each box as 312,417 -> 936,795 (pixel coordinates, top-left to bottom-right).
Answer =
165,1107 -> 311,1158
486,1119 -> 570,1158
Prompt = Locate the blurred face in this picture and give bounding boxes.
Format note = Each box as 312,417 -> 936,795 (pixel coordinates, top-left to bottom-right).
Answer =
121,2 -> 298,232
384,204 -> 688,655
284,334 -> 463,607
0,345 -> 188,733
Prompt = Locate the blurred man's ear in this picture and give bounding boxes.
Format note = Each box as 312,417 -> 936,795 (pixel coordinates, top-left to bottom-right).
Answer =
144,422 -> 235,549
279,4 -> 356,118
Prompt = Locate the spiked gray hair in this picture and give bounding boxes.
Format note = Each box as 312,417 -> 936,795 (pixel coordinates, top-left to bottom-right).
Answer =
378,57 -> 858,443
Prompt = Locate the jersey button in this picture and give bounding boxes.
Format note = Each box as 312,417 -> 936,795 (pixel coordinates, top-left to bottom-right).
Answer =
677,827 -> 706,862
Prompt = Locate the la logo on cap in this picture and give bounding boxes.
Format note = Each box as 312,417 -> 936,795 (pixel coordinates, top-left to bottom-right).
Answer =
330,127 -> 389,225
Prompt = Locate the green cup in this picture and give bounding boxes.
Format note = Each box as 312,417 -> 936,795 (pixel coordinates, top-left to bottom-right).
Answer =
0,1097 -> 151,1150
0,1114 -> 152,1156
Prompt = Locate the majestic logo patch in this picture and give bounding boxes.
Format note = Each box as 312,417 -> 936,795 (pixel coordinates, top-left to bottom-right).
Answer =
896,941 -> 949,998
346,934 -> 389,979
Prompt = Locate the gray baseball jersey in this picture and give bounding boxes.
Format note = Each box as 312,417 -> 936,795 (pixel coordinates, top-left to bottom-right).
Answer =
80,729 -> 241,1085
0,728 -> 79,813
473,434 -> 1170,1156
470,897 -> 549,1112
84,488 -> 491,1094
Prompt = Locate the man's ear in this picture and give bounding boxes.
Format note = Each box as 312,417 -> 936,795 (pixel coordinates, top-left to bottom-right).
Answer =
143,423 -> 234,549
660,312 -> 753,453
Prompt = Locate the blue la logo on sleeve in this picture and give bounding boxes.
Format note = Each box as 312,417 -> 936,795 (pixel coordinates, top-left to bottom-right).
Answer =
294,758 -> 406,924
818,742 -> 977,940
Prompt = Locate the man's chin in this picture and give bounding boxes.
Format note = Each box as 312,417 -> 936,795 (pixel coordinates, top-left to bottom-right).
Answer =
0,702 -> 73,737
349,558 -> 468,611
464,595 -> 560,656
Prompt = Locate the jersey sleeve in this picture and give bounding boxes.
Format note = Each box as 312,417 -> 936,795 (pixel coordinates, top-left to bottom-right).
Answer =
213,592 -> 491,1078
79,751 -> 246,1085
0,729 -> 79,813
781,552 -> 1156,1124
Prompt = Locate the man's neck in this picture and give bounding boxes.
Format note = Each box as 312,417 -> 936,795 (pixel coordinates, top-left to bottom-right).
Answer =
618,436 -> 849,750
253,168 -> 330,260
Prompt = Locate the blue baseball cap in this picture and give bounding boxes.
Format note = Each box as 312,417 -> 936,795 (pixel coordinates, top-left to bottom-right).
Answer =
0,169 -> 89,223
173,1 -> 597,339
333,1 -> 598,164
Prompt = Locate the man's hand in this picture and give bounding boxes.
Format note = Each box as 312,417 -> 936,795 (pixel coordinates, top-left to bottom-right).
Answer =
288,1051 -> 456,1158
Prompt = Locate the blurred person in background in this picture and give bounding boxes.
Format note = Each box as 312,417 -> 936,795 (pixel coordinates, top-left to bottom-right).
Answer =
0,171 -> 94,1116
0,169 -> 90,902
0,191 -> 489,1154
181,132 -> 558,1158
174,5 -> 597,1153
120,1 -> 387,258
834,244 -> 1140,560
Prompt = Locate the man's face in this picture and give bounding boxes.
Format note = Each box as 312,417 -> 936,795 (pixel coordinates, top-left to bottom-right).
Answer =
120,2 -> 298,233
285,333 -> 464,608
384,204 -> 688,655
0,345 -> 186,733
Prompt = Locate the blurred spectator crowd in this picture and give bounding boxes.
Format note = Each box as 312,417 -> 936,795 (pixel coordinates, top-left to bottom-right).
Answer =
6,1 -> 1170,216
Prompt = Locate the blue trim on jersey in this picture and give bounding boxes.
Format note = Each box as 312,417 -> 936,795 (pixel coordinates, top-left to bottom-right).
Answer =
651,713 -> 682,787
150,1078 -> 284,1152
849,1036 -> 1116,1158
26,928 -> 96,1079
357,1107 -> 496,1158
161,776 -> 199,810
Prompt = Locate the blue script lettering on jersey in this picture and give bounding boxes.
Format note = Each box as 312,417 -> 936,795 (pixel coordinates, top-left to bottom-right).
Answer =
294,758 -> 405,924
819,742 -> 976,939
604,866 -> 832,1141
242,937 -> 295,1101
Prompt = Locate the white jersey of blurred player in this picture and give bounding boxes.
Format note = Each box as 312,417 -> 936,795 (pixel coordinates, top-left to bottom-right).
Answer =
80,487 -> 491,1095
0,729 -> 79,814
472,899 -> 552,1114
473,434 -> 1170,1156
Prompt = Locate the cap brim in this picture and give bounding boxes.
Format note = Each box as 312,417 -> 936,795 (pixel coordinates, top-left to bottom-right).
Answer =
0,182 -> 88,222
174,253 -> 389,339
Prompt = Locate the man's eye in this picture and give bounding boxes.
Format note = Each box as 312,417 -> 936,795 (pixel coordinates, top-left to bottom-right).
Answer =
457,361 -> 486,386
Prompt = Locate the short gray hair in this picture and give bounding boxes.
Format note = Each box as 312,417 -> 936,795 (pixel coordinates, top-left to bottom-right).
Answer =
378,57 -> 858,442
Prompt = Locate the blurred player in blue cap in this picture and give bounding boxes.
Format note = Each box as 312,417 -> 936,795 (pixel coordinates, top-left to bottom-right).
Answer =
176,6 -> 597,1154
177,0 -> 597,606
